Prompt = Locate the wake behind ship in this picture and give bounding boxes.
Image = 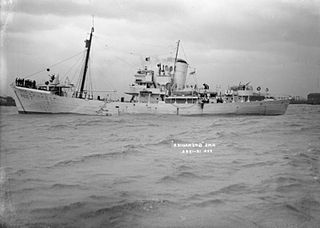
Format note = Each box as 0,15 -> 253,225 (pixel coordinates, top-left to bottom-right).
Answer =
11,27 -> 289,116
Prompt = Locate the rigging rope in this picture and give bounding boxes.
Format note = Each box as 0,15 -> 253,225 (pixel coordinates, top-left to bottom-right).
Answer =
94,60 -> 117,93
61,52 -> 85,81
69,52 -> 86,97
88,58 -> 94,98
75,63 -> 85,93
24,51 -> 85,79
94,35 -> 176,63
180,43 -> 189,63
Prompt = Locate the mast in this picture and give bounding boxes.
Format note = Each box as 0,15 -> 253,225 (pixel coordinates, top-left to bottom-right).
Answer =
170,40 -> 180,95
79,27 -> 94,98
173,40 -> 180,73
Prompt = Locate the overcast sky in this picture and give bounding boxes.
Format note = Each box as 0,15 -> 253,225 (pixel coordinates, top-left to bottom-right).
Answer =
1,0 -> 320,97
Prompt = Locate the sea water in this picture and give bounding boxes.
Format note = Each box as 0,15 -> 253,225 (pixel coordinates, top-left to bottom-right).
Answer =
0,105 -> 320,227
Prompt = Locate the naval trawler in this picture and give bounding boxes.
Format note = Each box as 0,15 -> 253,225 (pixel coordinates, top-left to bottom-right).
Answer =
11,27 -> 289,116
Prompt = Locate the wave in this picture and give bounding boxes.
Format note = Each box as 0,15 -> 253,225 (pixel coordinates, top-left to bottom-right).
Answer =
148,137 -> 189,147
83,199 -> 172,219
207,183 -> 250,196
177,164 -> 192,171
83,149 -> 139,160
146,123 -> 160,127
113,136 -> 139,142
88,195 -> 111,201
50,158 -> 85,168
31,201 -> 86,214
295,196 -> 320,213
209,122 -> 226,128
47,117 -> 124,130
276,183 -> 303,193
123,122 -> 160,128
112,177 -> 134,185
49,123 -> 73,129
261,174 -> 316,194
287,151 -> 319,170
49,147 -> 140,169
8,177 -> 44,185
307,147 -> 320,154
74,119 -> 104,127
279,197 -> 320,222
151,138 -> 176,146
178,171 -> 199,179
12,183 -> 83,194
215,130 -> 241,139
51,183 -> 83,189
224,142 -> 250,152
109,118 -> 127,124
216,131 -> 226,138
14,169 -> 27,175
285,123 -> 304,127
158,171 -> 202,184
195,199 -> 225,207
297,152 -> 318,161
274,176 -> 300,184
241,160 -> 276,168
11,187 -> 40,194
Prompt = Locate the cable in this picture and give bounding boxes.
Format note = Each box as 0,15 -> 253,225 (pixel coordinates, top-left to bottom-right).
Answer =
61,53 -> 85,81
180,43 -> 189,62
24,51 -> 85,78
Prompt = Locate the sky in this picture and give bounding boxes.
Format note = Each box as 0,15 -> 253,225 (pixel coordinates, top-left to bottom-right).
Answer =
1,0 -> 320,98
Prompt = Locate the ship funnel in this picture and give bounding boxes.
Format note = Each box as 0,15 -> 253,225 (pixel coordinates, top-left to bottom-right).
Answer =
174,59 -> 188,90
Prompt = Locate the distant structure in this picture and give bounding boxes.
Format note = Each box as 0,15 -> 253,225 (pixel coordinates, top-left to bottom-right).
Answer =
307,93 -> 320,105
289,96 -> 308,104
0,96 -> 16,106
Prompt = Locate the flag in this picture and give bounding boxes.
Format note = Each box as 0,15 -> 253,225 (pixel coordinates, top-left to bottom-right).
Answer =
85,39 -> 90,48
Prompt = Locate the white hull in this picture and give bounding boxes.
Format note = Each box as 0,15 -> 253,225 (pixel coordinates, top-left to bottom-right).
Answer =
202,100 -> 289,115
11,86 -> 107,115
12,85 -> 289,116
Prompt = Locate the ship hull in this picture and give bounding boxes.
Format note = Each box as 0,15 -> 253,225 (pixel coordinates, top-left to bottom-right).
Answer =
11,85 -> 108,115
11,85 -> 289,116
202,100 -> 289,115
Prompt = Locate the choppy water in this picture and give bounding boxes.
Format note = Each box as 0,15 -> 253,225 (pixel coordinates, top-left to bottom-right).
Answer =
0,105 -> 320,228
